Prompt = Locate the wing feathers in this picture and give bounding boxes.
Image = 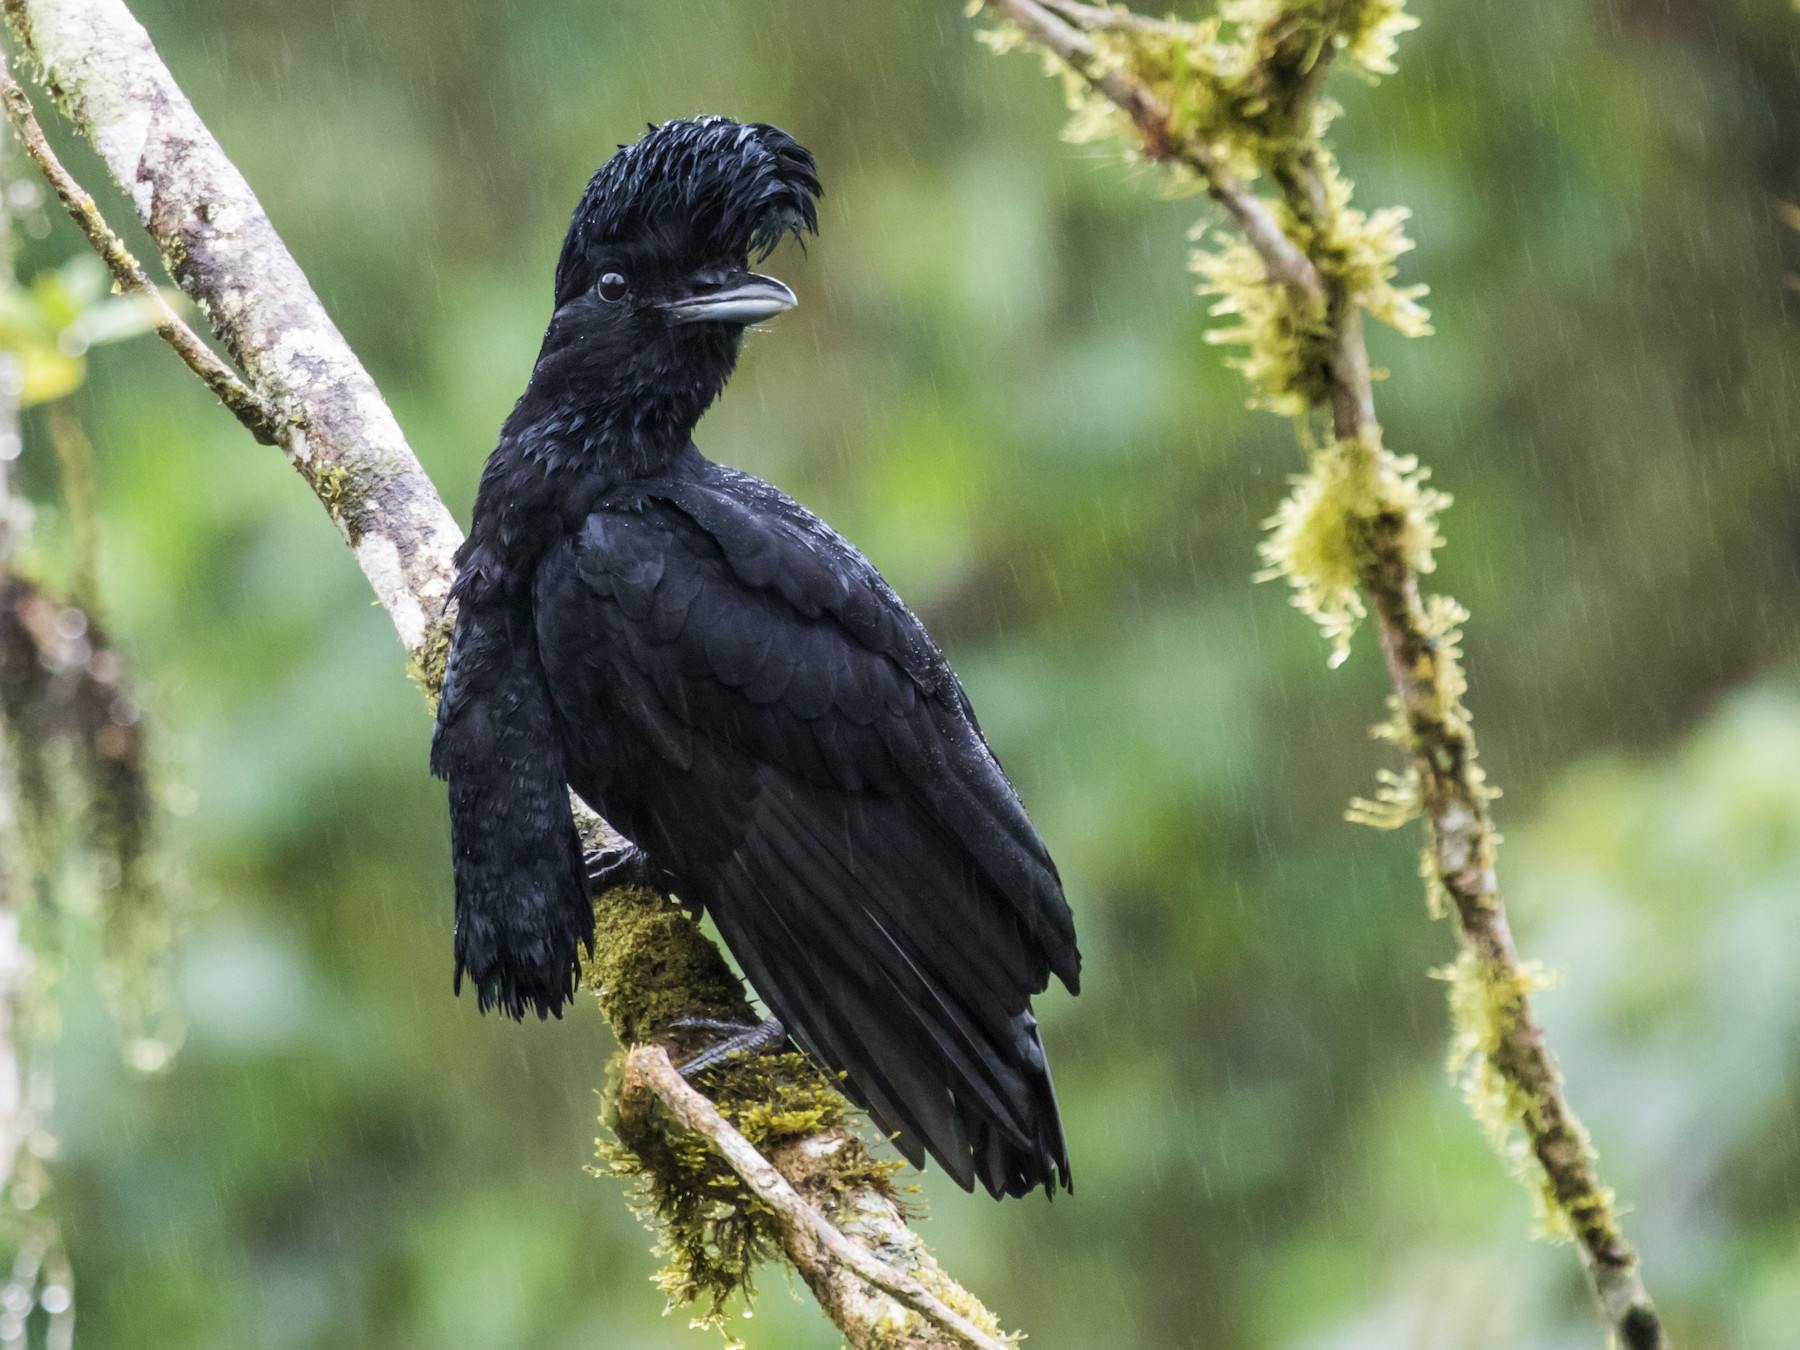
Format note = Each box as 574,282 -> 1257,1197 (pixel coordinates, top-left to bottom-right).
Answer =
537,468 -> 1078,1195
718,776 -> 1056,1188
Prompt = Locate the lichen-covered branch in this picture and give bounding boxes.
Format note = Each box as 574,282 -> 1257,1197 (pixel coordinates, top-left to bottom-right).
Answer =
2,2 -> 1011,1343
589,884 -> 1010,1347
979,3 -> 1664,1346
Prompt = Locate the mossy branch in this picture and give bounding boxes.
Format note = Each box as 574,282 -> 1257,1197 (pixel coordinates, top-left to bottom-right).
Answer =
1,1 -> 1012,1343
584,881 -> 1008,1346
980,2 -> 1664,1345
619,1042 -> 1012,1350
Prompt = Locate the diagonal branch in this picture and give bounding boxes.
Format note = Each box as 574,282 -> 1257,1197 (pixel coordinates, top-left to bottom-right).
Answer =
994,0 -> 1324,309
983,3 -> 1665,1347
621,1046 -> 1010,1350
1,2 -> 1012,1345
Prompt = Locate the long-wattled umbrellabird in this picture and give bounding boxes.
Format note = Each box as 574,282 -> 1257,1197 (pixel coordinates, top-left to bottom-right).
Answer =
429,117 -> 1080,1198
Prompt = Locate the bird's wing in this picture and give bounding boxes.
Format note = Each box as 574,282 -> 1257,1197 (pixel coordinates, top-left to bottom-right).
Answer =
660,465 -> 1078,975
535,470 -> 1078,1194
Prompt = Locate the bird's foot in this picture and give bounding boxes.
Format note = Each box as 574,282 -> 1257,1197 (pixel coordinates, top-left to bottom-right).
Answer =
670,1016 -> 788,1079
584,841 -> 653,893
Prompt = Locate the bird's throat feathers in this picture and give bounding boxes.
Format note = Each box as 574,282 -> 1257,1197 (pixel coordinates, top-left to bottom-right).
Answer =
513,317 -> 742,480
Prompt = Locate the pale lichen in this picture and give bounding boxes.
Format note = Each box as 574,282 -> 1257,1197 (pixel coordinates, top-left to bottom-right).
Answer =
1432,948 -> 1610,1243
1190,153 -> 1429,414
403,609 -> 453,709
1254,434 -> 1448,664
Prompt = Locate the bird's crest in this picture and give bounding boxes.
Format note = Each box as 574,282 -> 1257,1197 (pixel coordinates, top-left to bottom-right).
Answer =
555,116 -> 821,307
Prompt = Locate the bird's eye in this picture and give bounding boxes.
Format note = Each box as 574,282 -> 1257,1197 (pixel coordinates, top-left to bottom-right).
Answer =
597,272 -> 628,303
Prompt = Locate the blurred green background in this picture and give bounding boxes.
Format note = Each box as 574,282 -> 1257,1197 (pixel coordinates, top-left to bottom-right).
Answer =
6,0 -> 1798,1345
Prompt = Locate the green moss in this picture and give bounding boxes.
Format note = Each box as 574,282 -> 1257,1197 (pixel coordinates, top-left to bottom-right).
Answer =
585,884 -> 754,1042
1188,155 -> 1428,415
1433,947 -> 1590,1241
1255,434 -> 1448,664
1344,764 -> 1420,831
404,612 -> 453,709
597,1051 -> 901,1332
1191,222 -> 1333,414
303,462 -> 365,544
584,885 -> 898,1331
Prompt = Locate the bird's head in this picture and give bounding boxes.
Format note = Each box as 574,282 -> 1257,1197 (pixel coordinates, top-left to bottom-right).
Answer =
529,117 -> 821,448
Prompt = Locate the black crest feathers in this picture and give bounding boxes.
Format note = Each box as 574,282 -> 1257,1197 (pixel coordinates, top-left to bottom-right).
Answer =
554,117 -> 822,308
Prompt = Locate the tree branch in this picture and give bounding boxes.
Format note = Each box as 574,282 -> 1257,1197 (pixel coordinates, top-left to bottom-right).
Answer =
621,1046 -> 1011,1350
982,3 -> 1665,1346
1,2 -> 1011,1344
994,0 -> 1324,310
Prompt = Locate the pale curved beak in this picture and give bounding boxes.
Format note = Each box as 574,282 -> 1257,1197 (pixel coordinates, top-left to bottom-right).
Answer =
662,273 -> 797,325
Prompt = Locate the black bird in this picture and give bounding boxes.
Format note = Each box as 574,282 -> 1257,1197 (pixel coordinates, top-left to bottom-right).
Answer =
430,117 -> 1080,1198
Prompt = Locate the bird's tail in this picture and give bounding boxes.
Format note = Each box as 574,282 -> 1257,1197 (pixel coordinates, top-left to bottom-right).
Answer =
696,777 -> 1072,1198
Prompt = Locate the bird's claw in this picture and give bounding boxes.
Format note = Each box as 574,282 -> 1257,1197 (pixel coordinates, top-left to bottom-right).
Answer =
585,841 -> 653,892
671,1016 -> 787,1078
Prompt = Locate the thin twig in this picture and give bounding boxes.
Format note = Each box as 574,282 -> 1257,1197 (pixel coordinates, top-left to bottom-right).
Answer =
1038,0 -> 1177,36
0,50 -> 280,444
985,3 -> 1665,1345
621,1046 -> 1011,1350
992,0 -> 1324,309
